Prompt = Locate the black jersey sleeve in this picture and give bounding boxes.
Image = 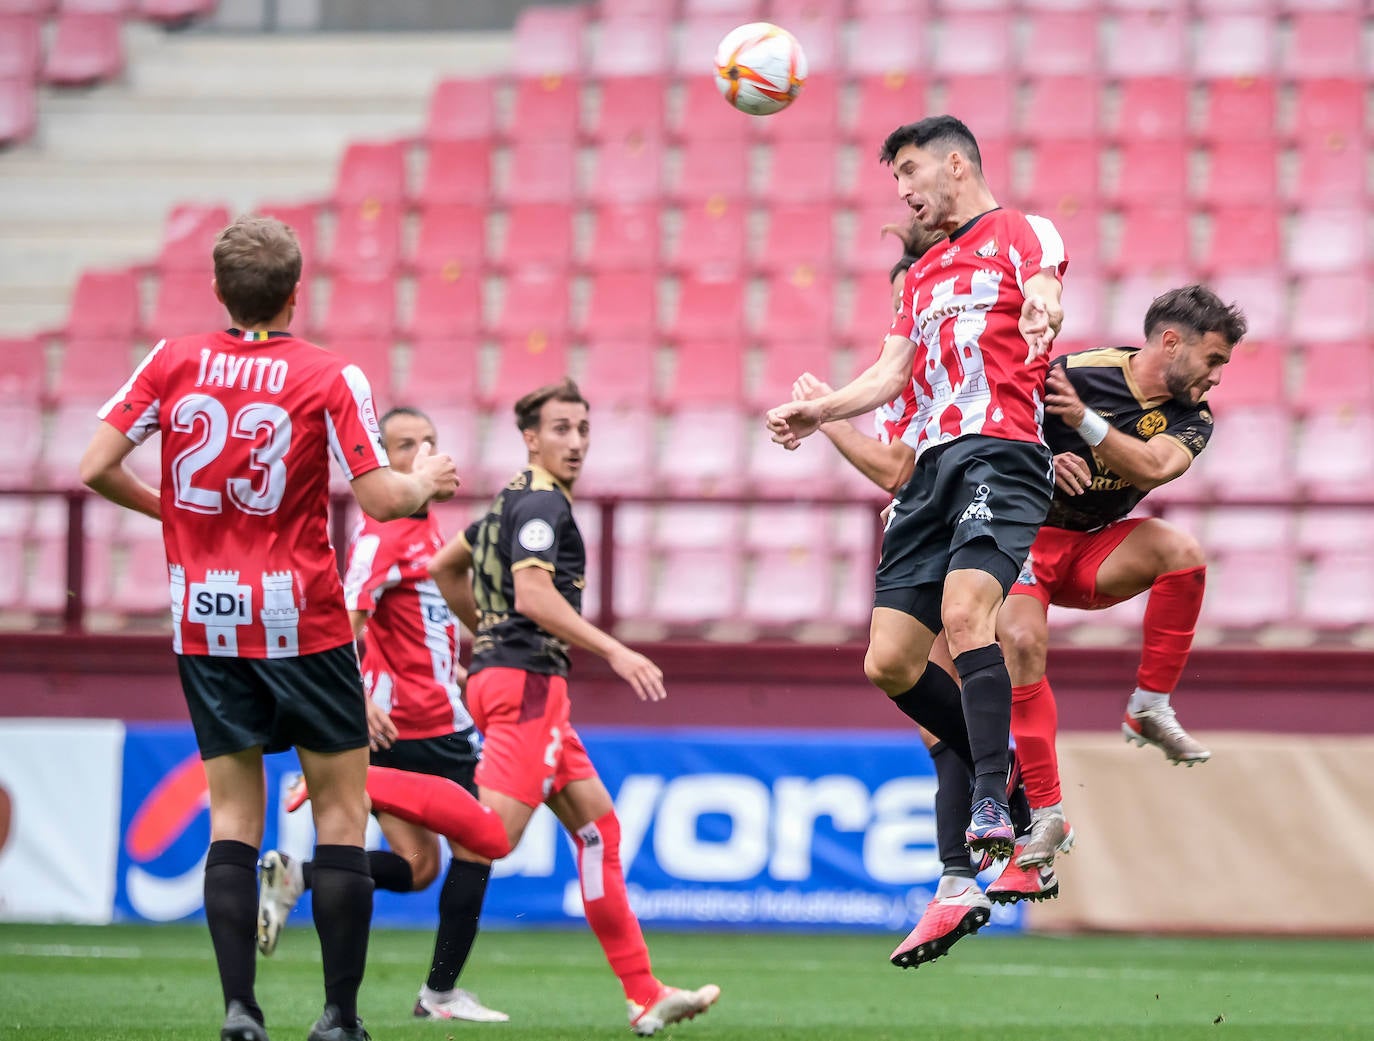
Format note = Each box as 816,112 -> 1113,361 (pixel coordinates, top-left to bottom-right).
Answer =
1161,402 -> 1214,459
460,519 -> 479,551
505,490 -> 570,575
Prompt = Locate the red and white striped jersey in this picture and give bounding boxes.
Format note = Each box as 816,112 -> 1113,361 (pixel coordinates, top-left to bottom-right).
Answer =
343,511 -> 473,740
98,329 -> 389,659
888,208 -> 1068,461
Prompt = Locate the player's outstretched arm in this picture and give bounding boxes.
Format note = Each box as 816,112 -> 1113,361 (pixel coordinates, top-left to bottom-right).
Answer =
79,422 -> 161,521
1045,367 -> 1192,490
352,441 -> 458,522
428,536 -> 480,635
1019,270 -> 1065,358
766,334 -> 916,450
795,372 -> 915,496
512,566 -> 666,702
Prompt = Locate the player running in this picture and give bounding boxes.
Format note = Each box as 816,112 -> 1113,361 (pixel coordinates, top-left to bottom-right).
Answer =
80,215 -> 458,1041
256,407 -> 506,1024
767,116 -> 1067,865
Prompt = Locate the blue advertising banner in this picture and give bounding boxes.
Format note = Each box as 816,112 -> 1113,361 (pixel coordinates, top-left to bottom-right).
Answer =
115,724 -> 1023,936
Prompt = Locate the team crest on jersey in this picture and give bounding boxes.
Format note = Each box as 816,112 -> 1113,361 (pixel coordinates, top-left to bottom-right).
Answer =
1136,411 -> 1167,437
1199,408 -> 1213,424
939,244 -> 961,268
975,238 -> 998,259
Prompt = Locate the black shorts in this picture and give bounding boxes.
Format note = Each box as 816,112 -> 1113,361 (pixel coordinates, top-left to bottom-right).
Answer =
177,643 -> 369,760
370,728 -> 482,797
874,435 -> 1053,627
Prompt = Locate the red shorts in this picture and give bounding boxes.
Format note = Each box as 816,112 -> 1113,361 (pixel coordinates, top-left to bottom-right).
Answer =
466,667 -> 596,808
1007,518 -> 1148,610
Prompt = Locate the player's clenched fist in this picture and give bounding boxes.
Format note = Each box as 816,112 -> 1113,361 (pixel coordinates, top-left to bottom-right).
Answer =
766,400 -> 822,450
413,441 -> 459,501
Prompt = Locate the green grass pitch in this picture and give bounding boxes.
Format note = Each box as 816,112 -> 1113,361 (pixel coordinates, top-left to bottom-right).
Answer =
2,924 -> 1372,1040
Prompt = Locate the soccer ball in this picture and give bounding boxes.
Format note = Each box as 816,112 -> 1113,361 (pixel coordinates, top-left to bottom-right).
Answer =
714,22 -> 807,116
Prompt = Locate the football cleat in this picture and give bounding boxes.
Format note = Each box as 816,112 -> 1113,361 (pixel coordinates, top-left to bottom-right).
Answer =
1123,706 -> 1211,766
413,987 -> 510,1023
257,850 -> 305,956
987,854 -> 1059,904
890,885 -> 992,968
307,1006 -> 370,1041
1015,812 -> 1076,868
965,797 -> 1015,861
628,983 -> 721,1036
221,1000 -> 269,1041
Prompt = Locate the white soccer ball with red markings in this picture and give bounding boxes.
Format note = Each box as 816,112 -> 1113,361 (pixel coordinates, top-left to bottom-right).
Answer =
714,22 -> 807,116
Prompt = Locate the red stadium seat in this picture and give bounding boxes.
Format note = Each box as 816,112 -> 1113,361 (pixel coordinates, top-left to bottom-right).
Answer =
328,338 -> 394,400
659,407 -> 750,495
1295,507 -> 1371,556
1294,409 -> 1374,501
760,137 -> 838,203
577,270 -> 659,340
511,5 -> 588,78
759,268 -> 835,341
756,202 -> 834,275
498,138 -> 577,204
752,72 -> 839,140
423,78 -> 496,145
1019,139 -> 1101,216
1282,12 -> 1364,79
1198,506 -> 1292,555
416,139 -> 492,205
844,14 -> 925,76
579,339 -> 657,406
65,267 -> 140,340
402,339 -> 479,407
671,135 -> 750,203
665,338 -> 744,404
1302,552 -> 1374,632
54,337 -> 136,403
24,536 -> 69,615
667,274 -> 744,341
647,547 -> 744,626
840,203 -> 915,277
1291,274 -> 1369,343
852,0 -> 931,13
930,14 -> 1011,75
136,0 -> 214,24
849,72 -> 928,148
742,547 -> 833,627
1195,405 -> 1292,502
0,534 -> 23,608
584,132 -> 665,205
1285,208 -> 1367,277
1202,549 -> 1296,629
583,203 -> 659,271
1196,141 -> 1278,207
1195,79 -> 1277,144
1209,340 -> 1283,407
1054,274 -> 1105,352
841,270 -> 900,348
490,269 -> 570,344
752,338 -> 838,410
1290,80 -> 1366,150
484,336 -> 571,409
672,75 -> 749,141
1195,204 -> 1280,274
327,201 -> 402,278
0,14 -> 41,79
1037,204 -> 1101,272
1293,343 -> 1373,413
1113,77 -> 1188,142
0,335 -> 43,404
508,74 -> 581,140
671,197 -> 747,276
0,0 -> 53,13
586,75 -> 664,141
652,503 -> 741,551
1103,10 -> 1187,76
1107,271 -> 1189,343
1019,11 -> 1100,75
591,17 -> 670,78
333,141 -> 407,208
406,270 -> 483,340
0,402 -> 41,484
1110,207 -> 1190,277
157,203 -> 230,274
762,2 -> 839,72
1018,77 -> 1102,142
42,11 -> 123,86
569,404 -> 657,497
742,421 -> 845,497
939,74 -> 1016,139
673,14 -> 737,78
1192,15 -> 1276,78
1108,140 -> 1187,207
600,0 -> 666,16
683,0 -> 763,15
147,269 -> 226,337
1288,139 -> 1366,206
105,538 -> 172,617
0,75 -> 35,144
410,203 -> 485,276
494,202 -> 573,274
319,275 -> 395,341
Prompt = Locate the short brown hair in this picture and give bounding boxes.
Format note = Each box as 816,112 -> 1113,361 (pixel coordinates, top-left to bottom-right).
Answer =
212,216 -> 303,327
514,377 -> 589,431
1144,284 -> 1248,346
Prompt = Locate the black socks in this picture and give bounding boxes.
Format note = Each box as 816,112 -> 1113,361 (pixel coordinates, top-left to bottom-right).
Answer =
929,742 -> 975,878
888,665 -> 973,766
956,643 -> 1014,805
204,840 -> 263,1025
310,844 -> 374,1029
426,859 -> 491,993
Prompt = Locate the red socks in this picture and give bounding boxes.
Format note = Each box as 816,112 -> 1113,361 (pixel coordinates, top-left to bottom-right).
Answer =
1137,565 -> 1206,695
364,767 -> 511,861
1010,678 -> 1061,809
574,811 -> 659,1009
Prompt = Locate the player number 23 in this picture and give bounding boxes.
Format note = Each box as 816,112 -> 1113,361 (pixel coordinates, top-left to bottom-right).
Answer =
171,394 -> 293,516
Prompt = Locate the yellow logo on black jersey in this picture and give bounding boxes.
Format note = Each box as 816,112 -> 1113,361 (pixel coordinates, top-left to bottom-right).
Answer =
1136,411 -> 1167,437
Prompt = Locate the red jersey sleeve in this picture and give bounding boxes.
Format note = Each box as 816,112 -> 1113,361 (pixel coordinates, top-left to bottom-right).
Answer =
96,340 -> 166,444
1009,213 -> 1069,292
342,521 -> 400,613
888,267 -> 919,342
325,364 -> 389,480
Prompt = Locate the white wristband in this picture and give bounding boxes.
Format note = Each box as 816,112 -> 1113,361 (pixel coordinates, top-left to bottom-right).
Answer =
1075,408 -> 1110,447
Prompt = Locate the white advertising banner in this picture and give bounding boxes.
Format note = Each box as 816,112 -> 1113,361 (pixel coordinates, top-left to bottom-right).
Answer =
0,719 -> 125,923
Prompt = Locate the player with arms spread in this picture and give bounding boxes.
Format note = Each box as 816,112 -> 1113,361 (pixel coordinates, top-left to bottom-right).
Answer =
256,406 -> 506,1024
80,215 -> 458,1041
766,115 -> 1067,869
424,378 -> 720,1037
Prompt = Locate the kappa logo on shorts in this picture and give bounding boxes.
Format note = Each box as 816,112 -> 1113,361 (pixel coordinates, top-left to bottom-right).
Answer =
518,519 -> 555,553
959,485 -> 995,524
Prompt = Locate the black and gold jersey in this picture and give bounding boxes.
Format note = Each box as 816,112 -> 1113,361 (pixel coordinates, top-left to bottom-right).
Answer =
1044,347 -> 1213,532
462,466 -> 586,677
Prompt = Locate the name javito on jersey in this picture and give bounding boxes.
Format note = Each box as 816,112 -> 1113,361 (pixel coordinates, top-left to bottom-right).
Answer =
888,208 -> 1068,462
1044,347 -> 1214,532
99,329 -> 389,658
463,466 -> 586,678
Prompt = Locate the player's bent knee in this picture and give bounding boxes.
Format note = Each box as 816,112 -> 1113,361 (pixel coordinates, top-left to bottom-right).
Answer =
999,618 -> 1048,678
864,649 -> 921,695
1159,529 -> 1206,574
